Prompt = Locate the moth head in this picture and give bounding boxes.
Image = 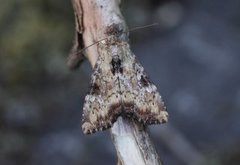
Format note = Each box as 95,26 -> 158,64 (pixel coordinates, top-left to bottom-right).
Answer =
105,23 -> 128,42
105,23 -> 125,37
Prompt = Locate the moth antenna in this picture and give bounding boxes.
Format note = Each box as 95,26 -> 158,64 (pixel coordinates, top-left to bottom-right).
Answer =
75,38 -> 107,56
128,22 -> 159,32
74,23 -> 159,56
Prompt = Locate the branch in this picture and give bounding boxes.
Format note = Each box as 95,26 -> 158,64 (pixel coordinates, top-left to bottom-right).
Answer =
111,117 -> 162,165
70,0 -> 165,164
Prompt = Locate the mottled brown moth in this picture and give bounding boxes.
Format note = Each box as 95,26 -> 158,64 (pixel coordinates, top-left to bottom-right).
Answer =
81,24 -> 168,134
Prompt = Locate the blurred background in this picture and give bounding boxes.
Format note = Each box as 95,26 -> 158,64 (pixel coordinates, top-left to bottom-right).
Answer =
0,0 -> 240,164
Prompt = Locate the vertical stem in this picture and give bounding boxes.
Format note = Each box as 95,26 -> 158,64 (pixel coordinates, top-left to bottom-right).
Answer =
111,117 -> 162,165
70,0 -> 163,164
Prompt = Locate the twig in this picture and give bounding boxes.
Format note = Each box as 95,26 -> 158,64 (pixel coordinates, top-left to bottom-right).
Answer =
70,0 -> 164,164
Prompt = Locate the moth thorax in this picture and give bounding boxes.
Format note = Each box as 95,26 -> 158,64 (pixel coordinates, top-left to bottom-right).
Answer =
111,55 -> 123,74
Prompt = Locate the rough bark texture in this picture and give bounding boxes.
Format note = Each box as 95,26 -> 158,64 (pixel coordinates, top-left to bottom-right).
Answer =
70,0 -> 163,164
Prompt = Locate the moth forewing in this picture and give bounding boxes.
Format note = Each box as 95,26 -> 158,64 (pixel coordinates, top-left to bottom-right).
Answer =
82,39 -> 168,134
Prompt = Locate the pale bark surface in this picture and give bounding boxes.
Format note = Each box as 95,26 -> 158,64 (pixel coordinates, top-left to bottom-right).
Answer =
70,0 -> 163,164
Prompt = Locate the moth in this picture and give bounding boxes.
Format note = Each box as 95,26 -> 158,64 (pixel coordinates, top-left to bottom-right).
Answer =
81,25 -> 168,134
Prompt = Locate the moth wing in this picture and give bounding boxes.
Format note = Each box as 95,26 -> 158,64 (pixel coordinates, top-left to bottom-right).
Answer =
82,56 -> 121,134
120,52 -> 168,124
